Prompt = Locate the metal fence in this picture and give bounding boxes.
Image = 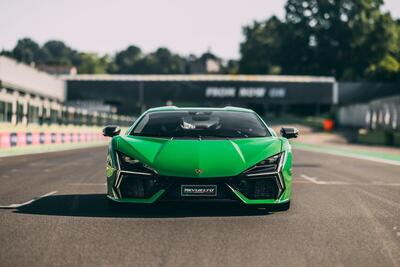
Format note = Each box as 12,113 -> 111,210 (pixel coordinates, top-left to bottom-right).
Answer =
338,95 -> 400,131
367,95 -> 400,130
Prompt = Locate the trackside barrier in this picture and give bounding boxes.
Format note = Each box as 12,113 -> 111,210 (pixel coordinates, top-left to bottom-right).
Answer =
0,131 -> 107,148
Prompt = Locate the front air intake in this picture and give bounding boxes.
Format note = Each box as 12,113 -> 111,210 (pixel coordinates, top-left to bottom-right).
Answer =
230,175 -> 280,199
119,174 -> 161,198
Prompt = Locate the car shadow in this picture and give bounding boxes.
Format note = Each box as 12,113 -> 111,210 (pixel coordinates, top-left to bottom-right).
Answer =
13,194 -> 272,218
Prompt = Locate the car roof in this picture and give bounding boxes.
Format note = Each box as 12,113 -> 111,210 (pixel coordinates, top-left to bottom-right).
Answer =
145,106 -> 254,113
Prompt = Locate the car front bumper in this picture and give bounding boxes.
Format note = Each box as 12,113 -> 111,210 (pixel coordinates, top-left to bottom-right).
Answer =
107,172 -> 292,205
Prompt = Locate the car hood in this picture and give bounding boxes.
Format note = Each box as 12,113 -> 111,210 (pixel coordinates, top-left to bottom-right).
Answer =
116,135 -> 282,178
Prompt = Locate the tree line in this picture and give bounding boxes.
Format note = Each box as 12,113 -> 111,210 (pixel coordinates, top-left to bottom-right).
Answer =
239,0 -> 399,81
1,0 -> 399,81
0,39 -> 229,75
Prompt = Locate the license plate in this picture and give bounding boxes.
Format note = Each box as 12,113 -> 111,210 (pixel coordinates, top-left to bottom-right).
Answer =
181,185 -> 217,196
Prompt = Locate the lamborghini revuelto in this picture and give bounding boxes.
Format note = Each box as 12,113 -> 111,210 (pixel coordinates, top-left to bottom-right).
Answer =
103,106 -> 298,211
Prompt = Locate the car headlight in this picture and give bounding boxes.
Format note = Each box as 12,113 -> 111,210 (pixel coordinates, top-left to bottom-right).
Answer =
117,152 -> 155,175
120,153 -> 140,165
244,152 -> 284,176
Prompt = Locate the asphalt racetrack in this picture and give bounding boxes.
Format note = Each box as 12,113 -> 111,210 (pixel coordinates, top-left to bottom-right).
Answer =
0,146 -> 399,267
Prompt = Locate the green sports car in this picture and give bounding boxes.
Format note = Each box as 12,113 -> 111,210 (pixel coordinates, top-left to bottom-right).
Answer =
103,106 -> 298,211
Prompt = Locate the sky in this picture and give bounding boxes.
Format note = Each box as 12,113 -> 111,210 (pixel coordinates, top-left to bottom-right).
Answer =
1,0 -> 399,60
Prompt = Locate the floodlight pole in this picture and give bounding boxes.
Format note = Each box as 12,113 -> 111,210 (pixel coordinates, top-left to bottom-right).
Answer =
139,81 -> 145,113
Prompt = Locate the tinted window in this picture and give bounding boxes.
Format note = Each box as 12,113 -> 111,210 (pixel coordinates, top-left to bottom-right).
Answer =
131,111 -> 270,138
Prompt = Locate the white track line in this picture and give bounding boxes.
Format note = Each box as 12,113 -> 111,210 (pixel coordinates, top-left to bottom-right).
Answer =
0,190 -> 58,209
301,174 -> 325,184
299,174 -> 400,186
300,174 -> 348,185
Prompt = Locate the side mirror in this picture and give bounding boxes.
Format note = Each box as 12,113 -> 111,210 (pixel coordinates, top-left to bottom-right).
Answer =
103,125 -> 121,137
280,127 -> 299,139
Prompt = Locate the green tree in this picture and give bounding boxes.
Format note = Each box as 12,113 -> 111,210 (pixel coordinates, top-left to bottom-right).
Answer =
239,0 -> 400,81
9,38 -> 43,64
239,16 -> 285,74
285,0 -> 399,79
113,45 -> 142,73
76,53 -> 109,74
143,47 -> 185,74
365,17 -> 400,81
0,50 -> 13,58
223,59 -> 239,74
42,40 -> 79,66
112,46 -> 185,74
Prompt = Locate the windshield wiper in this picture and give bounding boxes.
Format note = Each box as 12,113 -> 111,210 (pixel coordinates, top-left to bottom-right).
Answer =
198,134 -> 228,139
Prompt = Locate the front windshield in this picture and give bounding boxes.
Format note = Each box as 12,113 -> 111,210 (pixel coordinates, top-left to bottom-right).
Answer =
131,110 -> 271,138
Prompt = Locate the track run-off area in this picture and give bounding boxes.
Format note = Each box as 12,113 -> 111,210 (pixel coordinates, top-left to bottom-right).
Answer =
0,146 -> 399,267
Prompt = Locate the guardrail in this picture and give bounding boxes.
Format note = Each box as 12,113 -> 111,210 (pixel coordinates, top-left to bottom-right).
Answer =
337,95 -> 400,147
337,95 -> 400,131
0,131 -> 107,148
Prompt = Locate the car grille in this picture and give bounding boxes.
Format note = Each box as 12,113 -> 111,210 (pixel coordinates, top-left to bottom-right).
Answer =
229,175 -> 280,199
118,174 -> 166,198
116,174 -> 282,201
